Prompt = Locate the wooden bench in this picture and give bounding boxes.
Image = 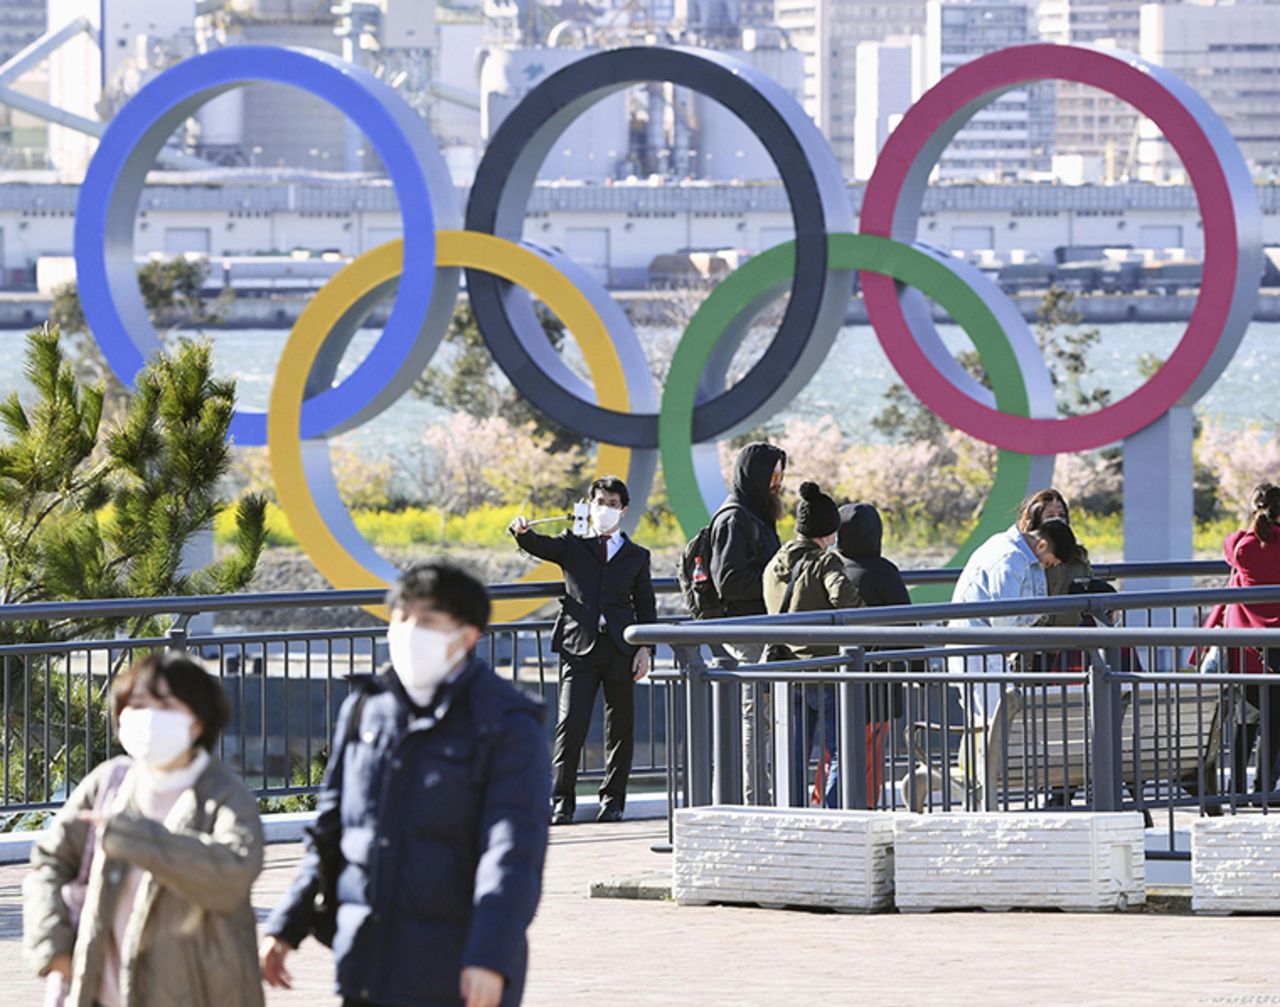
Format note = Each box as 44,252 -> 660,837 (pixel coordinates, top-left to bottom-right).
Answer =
905,679 -> 1234,812
905,686 -> 1106,812
1120,683 -> 1248,801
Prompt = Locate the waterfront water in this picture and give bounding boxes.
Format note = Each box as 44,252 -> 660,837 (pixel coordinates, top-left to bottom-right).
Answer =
1,319 -> 1276,459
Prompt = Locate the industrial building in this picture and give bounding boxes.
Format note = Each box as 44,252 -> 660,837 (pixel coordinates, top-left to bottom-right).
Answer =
3,177 -> 1279,301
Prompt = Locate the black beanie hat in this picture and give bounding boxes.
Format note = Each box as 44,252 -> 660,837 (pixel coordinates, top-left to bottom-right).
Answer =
795,481 -> 840,539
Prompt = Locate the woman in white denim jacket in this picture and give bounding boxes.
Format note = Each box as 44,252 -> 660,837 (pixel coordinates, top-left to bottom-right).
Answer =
947,519 -> 1078,720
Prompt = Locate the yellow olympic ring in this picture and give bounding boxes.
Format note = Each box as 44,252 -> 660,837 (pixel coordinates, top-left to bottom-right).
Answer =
268,231 -> 633,621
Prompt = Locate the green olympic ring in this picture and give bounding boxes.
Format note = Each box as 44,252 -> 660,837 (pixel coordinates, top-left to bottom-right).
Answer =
659,233 -> 1037,603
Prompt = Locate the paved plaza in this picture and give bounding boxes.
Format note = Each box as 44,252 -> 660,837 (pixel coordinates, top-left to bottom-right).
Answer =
1,819 -> 1278,1005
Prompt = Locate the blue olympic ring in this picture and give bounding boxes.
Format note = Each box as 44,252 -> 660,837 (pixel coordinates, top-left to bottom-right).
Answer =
73,45 -> 458,446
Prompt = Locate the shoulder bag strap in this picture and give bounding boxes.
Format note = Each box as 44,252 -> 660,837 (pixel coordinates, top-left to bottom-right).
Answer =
336,685 -> 374,769
74,761 -> 130,885
779,555 -> 814,615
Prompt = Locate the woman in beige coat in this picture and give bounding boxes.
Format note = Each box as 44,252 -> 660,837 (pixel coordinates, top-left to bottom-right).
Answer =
23,652 -> 265,1007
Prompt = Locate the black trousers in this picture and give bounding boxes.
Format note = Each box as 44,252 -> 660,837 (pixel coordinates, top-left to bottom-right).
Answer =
552,634 -> 635,812
1235,682 -> 1280,796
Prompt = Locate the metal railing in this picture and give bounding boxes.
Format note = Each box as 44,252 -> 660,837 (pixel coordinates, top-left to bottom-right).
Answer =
0,554 -> 1229,628
628,582 -> 1280,859
0,582 -> 689,822
0,557 -> 1245,831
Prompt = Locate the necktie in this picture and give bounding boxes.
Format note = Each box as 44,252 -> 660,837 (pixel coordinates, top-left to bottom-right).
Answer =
598,535 -> 609,563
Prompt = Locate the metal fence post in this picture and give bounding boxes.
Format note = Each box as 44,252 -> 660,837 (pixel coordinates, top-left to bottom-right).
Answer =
1090,646 -> 1123,812
710,656 -> 742,805
840,646 -> 868,811
681,645 -> 713,806
166,623 -> 188,652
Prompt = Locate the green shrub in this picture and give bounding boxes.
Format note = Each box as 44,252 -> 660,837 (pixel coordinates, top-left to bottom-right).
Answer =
213,500 -> 1245,564
257,747 -> 330,814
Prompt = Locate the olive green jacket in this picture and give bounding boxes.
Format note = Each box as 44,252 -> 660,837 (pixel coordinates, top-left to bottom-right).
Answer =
23,756 -> 265,1007
763,538 -> 862,660
1037,556 -> 1095,627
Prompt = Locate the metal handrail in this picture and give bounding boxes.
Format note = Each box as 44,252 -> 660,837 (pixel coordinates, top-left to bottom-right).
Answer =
0,557 -> 1231,626
0,582 -> 571,623
654,582 -> 1280,634
702,669 -> 1097,684
899,558 -> 1228,584
0,557 -> 1267,831
650,611 -> 1280,818
628,622 -> 1280,649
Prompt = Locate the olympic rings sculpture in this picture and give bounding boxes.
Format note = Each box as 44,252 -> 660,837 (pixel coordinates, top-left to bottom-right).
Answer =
73,42 -> 1261,617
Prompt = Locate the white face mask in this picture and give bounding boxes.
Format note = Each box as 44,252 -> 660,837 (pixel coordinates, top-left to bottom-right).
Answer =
591,504 -> 623,535
117,707 -> 196,770
388,622 -> 463,706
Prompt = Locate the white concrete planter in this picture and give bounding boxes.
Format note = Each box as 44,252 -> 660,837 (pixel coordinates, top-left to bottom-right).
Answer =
1192,817 -> 1280,915
673,806 -> 895,912
893,813 -> 1146,913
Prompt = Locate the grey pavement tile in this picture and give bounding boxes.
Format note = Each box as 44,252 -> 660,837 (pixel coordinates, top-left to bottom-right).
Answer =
1,819 -> 1278,1006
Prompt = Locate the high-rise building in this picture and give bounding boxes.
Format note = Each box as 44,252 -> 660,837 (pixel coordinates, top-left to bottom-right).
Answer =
740,0 -> 778,27
674,0 -> 743,40
0,0 -> 43,56
672,0 -> 781,36
650,0 -> 678,23
924,0 -> 1052,181
853,35 -> 925,180
774,0 -> 927,177
1036,0 -> 1151,182
0,0 -> 48,169
1139,0 -> 1280,182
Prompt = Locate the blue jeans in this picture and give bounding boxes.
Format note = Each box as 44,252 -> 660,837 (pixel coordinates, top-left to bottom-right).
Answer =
791,684 -> 839,808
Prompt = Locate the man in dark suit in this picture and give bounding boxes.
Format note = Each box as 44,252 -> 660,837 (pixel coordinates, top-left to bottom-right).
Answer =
509,476 -> 656,825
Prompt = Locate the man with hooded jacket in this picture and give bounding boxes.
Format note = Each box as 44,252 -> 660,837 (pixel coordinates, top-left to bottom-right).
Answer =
707,441 -> 787,804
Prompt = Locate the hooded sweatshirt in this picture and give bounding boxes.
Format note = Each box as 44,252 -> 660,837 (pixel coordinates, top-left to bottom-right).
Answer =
836,503 -> 911,608
709,442 -> 786,617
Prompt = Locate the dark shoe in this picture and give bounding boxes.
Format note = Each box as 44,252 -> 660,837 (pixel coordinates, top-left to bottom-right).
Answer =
596,804 -> 623,823
551,802 -> 574,825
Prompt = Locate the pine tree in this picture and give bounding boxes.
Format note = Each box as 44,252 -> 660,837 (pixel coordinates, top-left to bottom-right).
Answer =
48,256 -> 231,415
0,326 -> 267,819
0,325 -> 266,643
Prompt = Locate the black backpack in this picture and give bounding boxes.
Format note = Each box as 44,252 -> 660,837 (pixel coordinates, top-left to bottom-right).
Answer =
677,504 -> 744,619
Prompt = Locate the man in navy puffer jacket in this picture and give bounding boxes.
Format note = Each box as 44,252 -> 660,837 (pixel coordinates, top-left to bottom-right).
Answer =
261,562 -> 551,1007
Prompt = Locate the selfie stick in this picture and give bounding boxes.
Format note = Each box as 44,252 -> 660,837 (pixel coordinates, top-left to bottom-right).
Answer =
516,501 -> 592,537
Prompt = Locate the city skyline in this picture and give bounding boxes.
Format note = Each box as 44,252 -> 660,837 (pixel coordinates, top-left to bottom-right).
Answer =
0,0 -> 1279,185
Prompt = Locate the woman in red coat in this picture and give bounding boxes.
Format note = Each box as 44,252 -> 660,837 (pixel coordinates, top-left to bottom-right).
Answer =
1222,483 -> 1280,800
